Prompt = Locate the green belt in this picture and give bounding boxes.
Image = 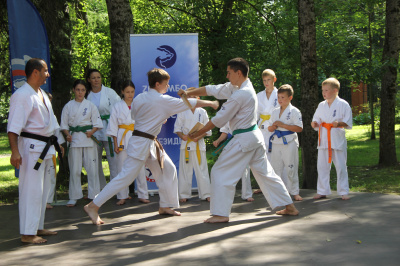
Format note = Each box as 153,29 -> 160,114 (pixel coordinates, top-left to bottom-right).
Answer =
101,114 -> 114,157
67,125 -> 101,157
212,124 -> 258,156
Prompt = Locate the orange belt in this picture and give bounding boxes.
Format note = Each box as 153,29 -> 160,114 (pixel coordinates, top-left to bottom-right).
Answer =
118,124 -> 134,151
319,122 -> 334,163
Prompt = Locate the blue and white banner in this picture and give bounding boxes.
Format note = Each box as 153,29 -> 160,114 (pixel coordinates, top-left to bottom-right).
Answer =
130,33 -> 199,192
7,0 -> 51,94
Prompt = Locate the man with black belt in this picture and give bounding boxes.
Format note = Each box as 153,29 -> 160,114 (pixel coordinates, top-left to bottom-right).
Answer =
8,58 -> 64,244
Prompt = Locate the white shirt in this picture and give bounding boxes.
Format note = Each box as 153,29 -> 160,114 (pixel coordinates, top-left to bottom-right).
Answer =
173,108 -> 212,151
270,103 -> 303,145
107,100 -> 135,150
257,88 -> 279,130
312,97 -> 352,150
60,99 -> 103,148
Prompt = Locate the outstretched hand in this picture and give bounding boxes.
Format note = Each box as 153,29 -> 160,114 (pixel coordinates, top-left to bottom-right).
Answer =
211,100 -> 219,110
177,89 -> 187,98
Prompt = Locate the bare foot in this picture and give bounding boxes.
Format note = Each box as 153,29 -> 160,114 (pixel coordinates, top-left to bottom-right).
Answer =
139,198 -> 150,203
276,204 -> 299,216
254,189 -> 262,194
313,194 -> 327,200
116,199 -> 126,205
21,235 -> 47,244
293,195 -> 303,201
66,199 -> 77,207
204,215 -> 229,223
179,198 -> 188,203
84,202 -> 104,225
37,229 -> 57,236
246,197 -> 255,202
159,207 -> 181,216
206,197 -> 210,202
46,203 -> 53,209
341,195 -> 350,200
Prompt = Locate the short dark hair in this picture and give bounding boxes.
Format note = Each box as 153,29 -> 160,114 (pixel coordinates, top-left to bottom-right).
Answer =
147,68 -> 170,88
25,58 -> 45,78
278,84 -> 294,97
120,80 -> 135,91
72,79 -> 87,90
227,57 -> 249,77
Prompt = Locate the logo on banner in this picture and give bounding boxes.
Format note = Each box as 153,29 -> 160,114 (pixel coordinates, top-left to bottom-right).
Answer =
155,45 -> 177,69
11,55 -> 31,91
145,167 -> 155,182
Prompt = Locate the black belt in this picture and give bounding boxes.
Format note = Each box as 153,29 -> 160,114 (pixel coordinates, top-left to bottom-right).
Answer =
132,130 -> 164,169
20,132 -> 63,170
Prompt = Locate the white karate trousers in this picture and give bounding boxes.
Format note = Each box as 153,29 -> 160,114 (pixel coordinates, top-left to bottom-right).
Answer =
97,141 -> 118,189
19,151 -> 52,235
68,147 -> 100,200
94,147 -> 179,208
317,148 -> 349,196
270,141 -> 300,195
241,166 -> 253,200
210,140 -> 292,217
178,150 -> 211,200
116,150 -> 149,200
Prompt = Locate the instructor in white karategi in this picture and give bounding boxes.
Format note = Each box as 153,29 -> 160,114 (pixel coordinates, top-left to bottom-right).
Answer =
8,58 -> 64,243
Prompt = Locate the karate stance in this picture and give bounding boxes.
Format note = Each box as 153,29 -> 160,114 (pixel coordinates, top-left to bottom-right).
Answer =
311,78 -> 352,200
174,97 -> 212,202
181,58 -> 299,223
107,80 -> 149,205
61,79 -> 103,207
86,69 -> 121,189
8,58 -> 64,243
84,68 -> 219,225
268,85 -> 303,201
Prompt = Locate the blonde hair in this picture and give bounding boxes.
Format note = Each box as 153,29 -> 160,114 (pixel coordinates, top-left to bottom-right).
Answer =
262,69 -> 276,78
278,84 -> 294,97
322,78 -> 340,91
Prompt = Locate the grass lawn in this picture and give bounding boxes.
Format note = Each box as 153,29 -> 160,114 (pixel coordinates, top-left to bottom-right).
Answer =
1,125 -> 399,204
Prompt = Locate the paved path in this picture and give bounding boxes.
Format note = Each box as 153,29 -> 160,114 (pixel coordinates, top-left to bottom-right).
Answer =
1,189 -> 399,265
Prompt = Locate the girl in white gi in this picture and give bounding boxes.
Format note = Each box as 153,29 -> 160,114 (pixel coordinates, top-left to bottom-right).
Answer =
84,68 -> 219,225
8,58 -> 64,243
213,124 -> 254,202
182,58 -> 299,223
107,80 -> 149,205
86,69 -> 121,189
311,78 -> 352,200
61,80 -> 103,207
174,96 -> 212,202
268,85 -> 303,201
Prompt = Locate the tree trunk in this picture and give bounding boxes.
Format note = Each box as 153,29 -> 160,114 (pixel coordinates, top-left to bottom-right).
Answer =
368,4 -> 376,140
298,0 -> 319,189
106,0 -> 133,91
379,0 -> 400,167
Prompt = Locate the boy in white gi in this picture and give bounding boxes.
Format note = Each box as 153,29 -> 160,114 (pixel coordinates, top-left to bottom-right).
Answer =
268,84 -> 303,201
61,79 -> 103,207
181,58 -> 299,223
86,69 -> 121,189
213,124 -> 254,202
107,80 -> 149,205
311,78 -> 352,200
8,58 -> 64,243
174,96 -> 212,202
84,68 -> 219,225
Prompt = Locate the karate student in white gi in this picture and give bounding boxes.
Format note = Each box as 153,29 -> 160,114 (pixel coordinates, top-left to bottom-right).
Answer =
311,78 -> 352,200
86,69 -> 121,189
107,80 -> 149,205
84,68 -> 219,225
268,85 -> 303,201
8,58 -> 64,243
61,79 -> 103,207
174,97 -> 212,202
180,58 -> 299,223
213,124 -> 254,202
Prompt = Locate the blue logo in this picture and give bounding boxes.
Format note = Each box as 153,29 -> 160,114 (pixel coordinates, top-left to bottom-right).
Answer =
333,110 -> 337,117
155,45 -> 177,69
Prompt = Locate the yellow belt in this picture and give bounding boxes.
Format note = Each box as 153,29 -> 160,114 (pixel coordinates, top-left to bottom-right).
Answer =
259,114 -> 271,127
118,124 -> 134,151
52,155 -> 57,173
185,138 -> 201,165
